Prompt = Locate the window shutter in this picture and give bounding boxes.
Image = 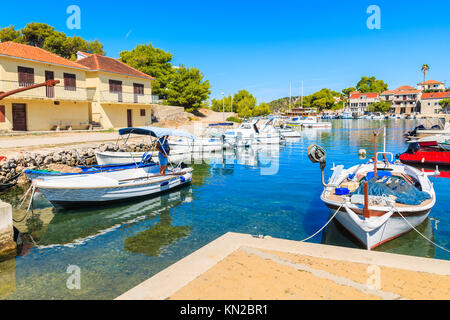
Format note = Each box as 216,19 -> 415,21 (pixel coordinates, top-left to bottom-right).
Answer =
64,73 -> 76,91
18,67 -> 34,87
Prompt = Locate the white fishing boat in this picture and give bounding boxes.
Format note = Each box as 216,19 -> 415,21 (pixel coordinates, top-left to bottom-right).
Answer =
36,166 -> 193,209
340,111 -> 353,119
269,117 -> 301,138
371,112 -> 385,120
299,116 -> 332,128
307,127 -> 437,250
95,127 -> 194,165
169,123 -> 233,152
224,120 -> 281,146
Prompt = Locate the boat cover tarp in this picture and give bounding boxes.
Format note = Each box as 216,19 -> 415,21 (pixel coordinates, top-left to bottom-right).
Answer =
352,176 -> 431,205
119,127 -> 194,139
208,123 -> 234,127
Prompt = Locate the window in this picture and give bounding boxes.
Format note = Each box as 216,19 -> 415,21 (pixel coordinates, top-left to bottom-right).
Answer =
0,105 -> 5,122
140,109 -> 146,116
18,66 -> 34,87
109,80 -> 123,102
109,80 -> 122,93
134,83 -> 144,103
64,73 -> 76,91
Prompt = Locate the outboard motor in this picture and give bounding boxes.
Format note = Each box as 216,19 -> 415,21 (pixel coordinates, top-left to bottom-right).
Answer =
406,142 -> 420,154
307,144 -> 332,187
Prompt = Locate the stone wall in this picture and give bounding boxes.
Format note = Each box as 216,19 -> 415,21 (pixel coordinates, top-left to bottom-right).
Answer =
152,105 -> 189,122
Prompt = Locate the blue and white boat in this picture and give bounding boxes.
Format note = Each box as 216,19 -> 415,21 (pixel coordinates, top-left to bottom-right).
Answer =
35,127 -> 194,209
25,162 -> 156,181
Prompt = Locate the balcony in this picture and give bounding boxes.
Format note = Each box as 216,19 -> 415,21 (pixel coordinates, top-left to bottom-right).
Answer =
0,79 -> 88,101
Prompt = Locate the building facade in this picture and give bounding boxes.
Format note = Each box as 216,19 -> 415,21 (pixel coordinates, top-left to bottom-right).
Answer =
0,42 -> 92,131
381,86 -> 421,114
417,80 -> 445,91
0,42 -> 154,132
348,91 -> 379,115
420,91 -> 450,115
76,53 -> 154,129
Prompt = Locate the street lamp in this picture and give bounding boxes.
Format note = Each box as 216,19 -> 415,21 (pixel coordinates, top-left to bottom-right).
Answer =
221,92 -> 225,121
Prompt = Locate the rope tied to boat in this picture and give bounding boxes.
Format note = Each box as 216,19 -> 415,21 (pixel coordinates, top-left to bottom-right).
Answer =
389,204 -> 450,254
299,202 -> 344,243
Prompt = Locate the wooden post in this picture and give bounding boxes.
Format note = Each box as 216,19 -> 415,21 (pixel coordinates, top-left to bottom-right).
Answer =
363,181 -> 370,218
374,132 -> 377,178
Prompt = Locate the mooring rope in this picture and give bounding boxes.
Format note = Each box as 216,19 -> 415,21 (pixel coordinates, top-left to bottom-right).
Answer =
299,202 -> 344,243
390,204 -> 450,253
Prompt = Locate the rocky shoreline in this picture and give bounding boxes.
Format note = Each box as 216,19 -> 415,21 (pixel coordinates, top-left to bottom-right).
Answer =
0,142 -> 151,187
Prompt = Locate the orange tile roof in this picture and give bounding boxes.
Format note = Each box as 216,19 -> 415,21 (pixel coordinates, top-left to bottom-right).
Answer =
77,54 -> 154,80
350,92 -> 379,99
421,91 -> 450,99
0,41 -> 89,70
382,85 -> 419,95
418,80 -> 443,85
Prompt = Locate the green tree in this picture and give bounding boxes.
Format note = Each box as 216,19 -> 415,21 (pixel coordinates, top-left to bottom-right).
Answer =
233,90 -> 257,116
0,23 -> 105,60
252,102 -> 271,117
356,76 -> 388,93
421,64 -> 430,83
165,65 -> 211,112
120,43 -> 174,98
309,88 -> 336,111
368,100 -> 392,114
21,22 -> 55,47
0,25 -> 22,42
342,87 -> 356,97
439,98 -> 450,113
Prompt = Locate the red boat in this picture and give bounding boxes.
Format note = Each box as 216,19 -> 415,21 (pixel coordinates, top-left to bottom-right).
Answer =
399,147 -> 450,166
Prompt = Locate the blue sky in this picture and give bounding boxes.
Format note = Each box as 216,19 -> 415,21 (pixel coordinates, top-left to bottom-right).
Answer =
1,0 -> 450,103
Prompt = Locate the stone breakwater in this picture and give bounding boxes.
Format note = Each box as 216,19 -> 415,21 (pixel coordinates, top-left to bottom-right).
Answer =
0,142 -> 152,186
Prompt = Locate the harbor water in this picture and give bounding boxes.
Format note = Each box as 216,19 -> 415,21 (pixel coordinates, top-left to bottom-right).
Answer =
0,119 -> 449,300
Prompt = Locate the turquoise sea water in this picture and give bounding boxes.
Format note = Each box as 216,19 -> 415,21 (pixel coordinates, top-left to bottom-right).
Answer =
0,119 -> 449,300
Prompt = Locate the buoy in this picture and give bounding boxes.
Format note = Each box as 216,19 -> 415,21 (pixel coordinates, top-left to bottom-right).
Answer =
358,149 -> 367,159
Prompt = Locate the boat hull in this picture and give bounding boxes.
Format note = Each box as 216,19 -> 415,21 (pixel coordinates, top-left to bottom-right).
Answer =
96,151 -> 190,165
37,172 -> 192,209
399,150 -> 450,166
324,203 -> 430,250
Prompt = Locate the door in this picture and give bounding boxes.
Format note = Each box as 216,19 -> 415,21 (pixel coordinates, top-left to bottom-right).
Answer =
127,109 -> 132,127
45,71 -> 55,98
12,104 -> 27,131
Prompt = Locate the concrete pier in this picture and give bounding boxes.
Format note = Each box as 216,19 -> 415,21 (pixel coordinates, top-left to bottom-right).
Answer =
0,201 -> 16,258
117,232 -> 450,300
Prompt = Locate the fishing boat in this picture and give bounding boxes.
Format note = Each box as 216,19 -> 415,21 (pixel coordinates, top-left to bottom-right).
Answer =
405,121 -> 450,140
340,111 -> 353,119
308,128 -> 437,250
25,162 -> 157,181
371,112 -> 385,120
299,116 -> 332,128
35,165 -> 193,209
224,120 -> 281,146
169,123 -> 232,152
95,127 -> 194,165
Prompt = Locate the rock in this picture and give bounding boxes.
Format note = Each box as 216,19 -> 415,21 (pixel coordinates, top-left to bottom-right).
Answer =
53,154 -> 62,162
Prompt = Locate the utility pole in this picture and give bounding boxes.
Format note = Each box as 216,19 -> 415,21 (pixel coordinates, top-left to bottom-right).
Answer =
289,81 -> 292,111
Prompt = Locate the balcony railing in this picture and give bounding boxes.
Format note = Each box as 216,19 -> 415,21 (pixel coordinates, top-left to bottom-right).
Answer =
0,80 -> 88,101
95,90 -> 152,104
